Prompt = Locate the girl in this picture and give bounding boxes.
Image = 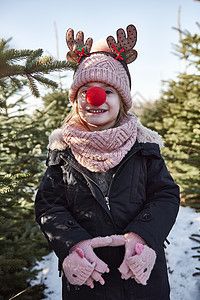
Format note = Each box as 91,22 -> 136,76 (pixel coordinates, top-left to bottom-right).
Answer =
35,25 -> 180,300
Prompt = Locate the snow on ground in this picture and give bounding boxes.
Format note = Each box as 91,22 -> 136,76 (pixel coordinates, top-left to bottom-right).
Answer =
34,206 -> 200,299
167,206 -> 200,300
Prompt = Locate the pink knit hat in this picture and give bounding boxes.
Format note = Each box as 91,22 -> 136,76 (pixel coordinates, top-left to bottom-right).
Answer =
66,25 -> 138,110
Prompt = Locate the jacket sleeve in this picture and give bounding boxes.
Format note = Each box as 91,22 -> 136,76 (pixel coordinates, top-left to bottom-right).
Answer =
123,148 -> 180,252
35,156 -> 92,262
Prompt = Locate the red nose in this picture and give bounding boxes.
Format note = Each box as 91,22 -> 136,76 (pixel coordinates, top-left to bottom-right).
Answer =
85,86 -> 106,106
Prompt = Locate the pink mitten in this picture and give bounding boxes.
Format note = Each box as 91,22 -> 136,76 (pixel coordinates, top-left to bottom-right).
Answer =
70,236 -> 112,286
83,235 -> 126,289
62,248 -> 95,285
109,235 -> 126,247
126,243 -> 156,285
118,232 -> 146,279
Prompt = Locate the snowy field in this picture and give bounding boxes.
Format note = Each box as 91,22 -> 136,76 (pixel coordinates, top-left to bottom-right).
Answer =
34,206 -> 200,299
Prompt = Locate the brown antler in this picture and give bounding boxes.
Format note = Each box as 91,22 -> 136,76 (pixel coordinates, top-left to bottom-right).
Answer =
66,28 -> 93,63
106,24 -> 137,64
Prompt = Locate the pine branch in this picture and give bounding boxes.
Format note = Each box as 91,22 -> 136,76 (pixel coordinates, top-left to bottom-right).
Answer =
8,285 -> 33,300
0,38 -> 76,97
26,74 -> 40,98
190,232 -> 200,276
26,49 -> 43,65
25,58 -> 76,75
30,74 -> 58,88
9,76 -> 24,90
0,48 -> 35,63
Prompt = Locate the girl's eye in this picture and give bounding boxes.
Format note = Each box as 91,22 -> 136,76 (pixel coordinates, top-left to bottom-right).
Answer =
105,90 -> 112,95
80,89 -> 87,95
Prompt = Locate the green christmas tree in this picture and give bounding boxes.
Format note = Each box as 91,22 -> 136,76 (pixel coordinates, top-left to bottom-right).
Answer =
0,38 -> 74,299
140,24 -> 200,209
0,81 -> 52,299
40,88 -> 71,132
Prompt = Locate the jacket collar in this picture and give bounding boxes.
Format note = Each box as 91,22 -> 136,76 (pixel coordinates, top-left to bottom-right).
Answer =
129,140 -> 161,158
47,140 -> 161,169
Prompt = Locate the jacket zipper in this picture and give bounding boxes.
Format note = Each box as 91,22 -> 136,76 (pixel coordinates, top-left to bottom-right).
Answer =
102,147 -> 141,210
60,147 -> 141,212
60,154 -> 110,210
104,196 -> 110,210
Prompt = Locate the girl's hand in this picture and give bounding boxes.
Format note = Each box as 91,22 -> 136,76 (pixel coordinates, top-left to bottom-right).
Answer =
118,232 -> 146,279
126,243 -> 157,285
84,234 -> 126,289
70,236 -> 112,286
109,234 -> 126,246
62,248 -> 95,285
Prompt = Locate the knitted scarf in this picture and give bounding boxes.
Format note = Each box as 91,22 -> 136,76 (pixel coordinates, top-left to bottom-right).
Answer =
53,113 -> 163,173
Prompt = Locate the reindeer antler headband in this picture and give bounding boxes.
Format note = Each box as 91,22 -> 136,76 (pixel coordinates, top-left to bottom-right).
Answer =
66,29 -> 93,63
66,24 -> 137,64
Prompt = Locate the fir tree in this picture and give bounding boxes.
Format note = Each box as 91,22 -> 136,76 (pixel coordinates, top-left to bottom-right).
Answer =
0,82 -> 51,299
41,88 -> 71,131
0,83 -> 73,300
0,38 -> 75,299
140,25 -> 200,209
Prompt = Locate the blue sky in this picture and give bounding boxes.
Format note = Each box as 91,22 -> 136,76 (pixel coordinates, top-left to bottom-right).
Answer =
1,0 -> 199,101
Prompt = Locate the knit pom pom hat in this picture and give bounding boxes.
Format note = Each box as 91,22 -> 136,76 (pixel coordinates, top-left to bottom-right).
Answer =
66,25 -> 138,110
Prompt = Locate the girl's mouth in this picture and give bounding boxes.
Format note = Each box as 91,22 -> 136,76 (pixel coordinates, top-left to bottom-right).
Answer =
87,109 -> 107,114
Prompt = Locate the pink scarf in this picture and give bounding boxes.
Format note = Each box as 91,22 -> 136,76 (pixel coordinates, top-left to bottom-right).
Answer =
62,114 -> 138,172
48,114 -> 163,172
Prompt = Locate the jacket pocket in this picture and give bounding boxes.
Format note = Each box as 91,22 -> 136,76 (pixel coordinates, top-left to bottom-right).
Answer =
129,155 -> 147,206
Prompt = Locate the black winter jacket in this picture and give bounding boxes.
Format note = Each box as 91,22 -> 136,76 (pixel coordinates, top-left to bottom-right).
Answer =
35,141 -> 180,300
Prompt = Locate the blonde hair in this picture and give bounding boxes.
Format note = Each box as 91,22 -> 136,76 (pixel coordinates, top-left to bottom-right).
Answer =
62,96 -> 128,130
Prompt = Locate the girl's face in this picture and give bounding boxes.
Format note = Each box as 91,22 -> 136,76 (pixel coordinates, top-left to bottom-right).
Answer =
76,82 -> 121,131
